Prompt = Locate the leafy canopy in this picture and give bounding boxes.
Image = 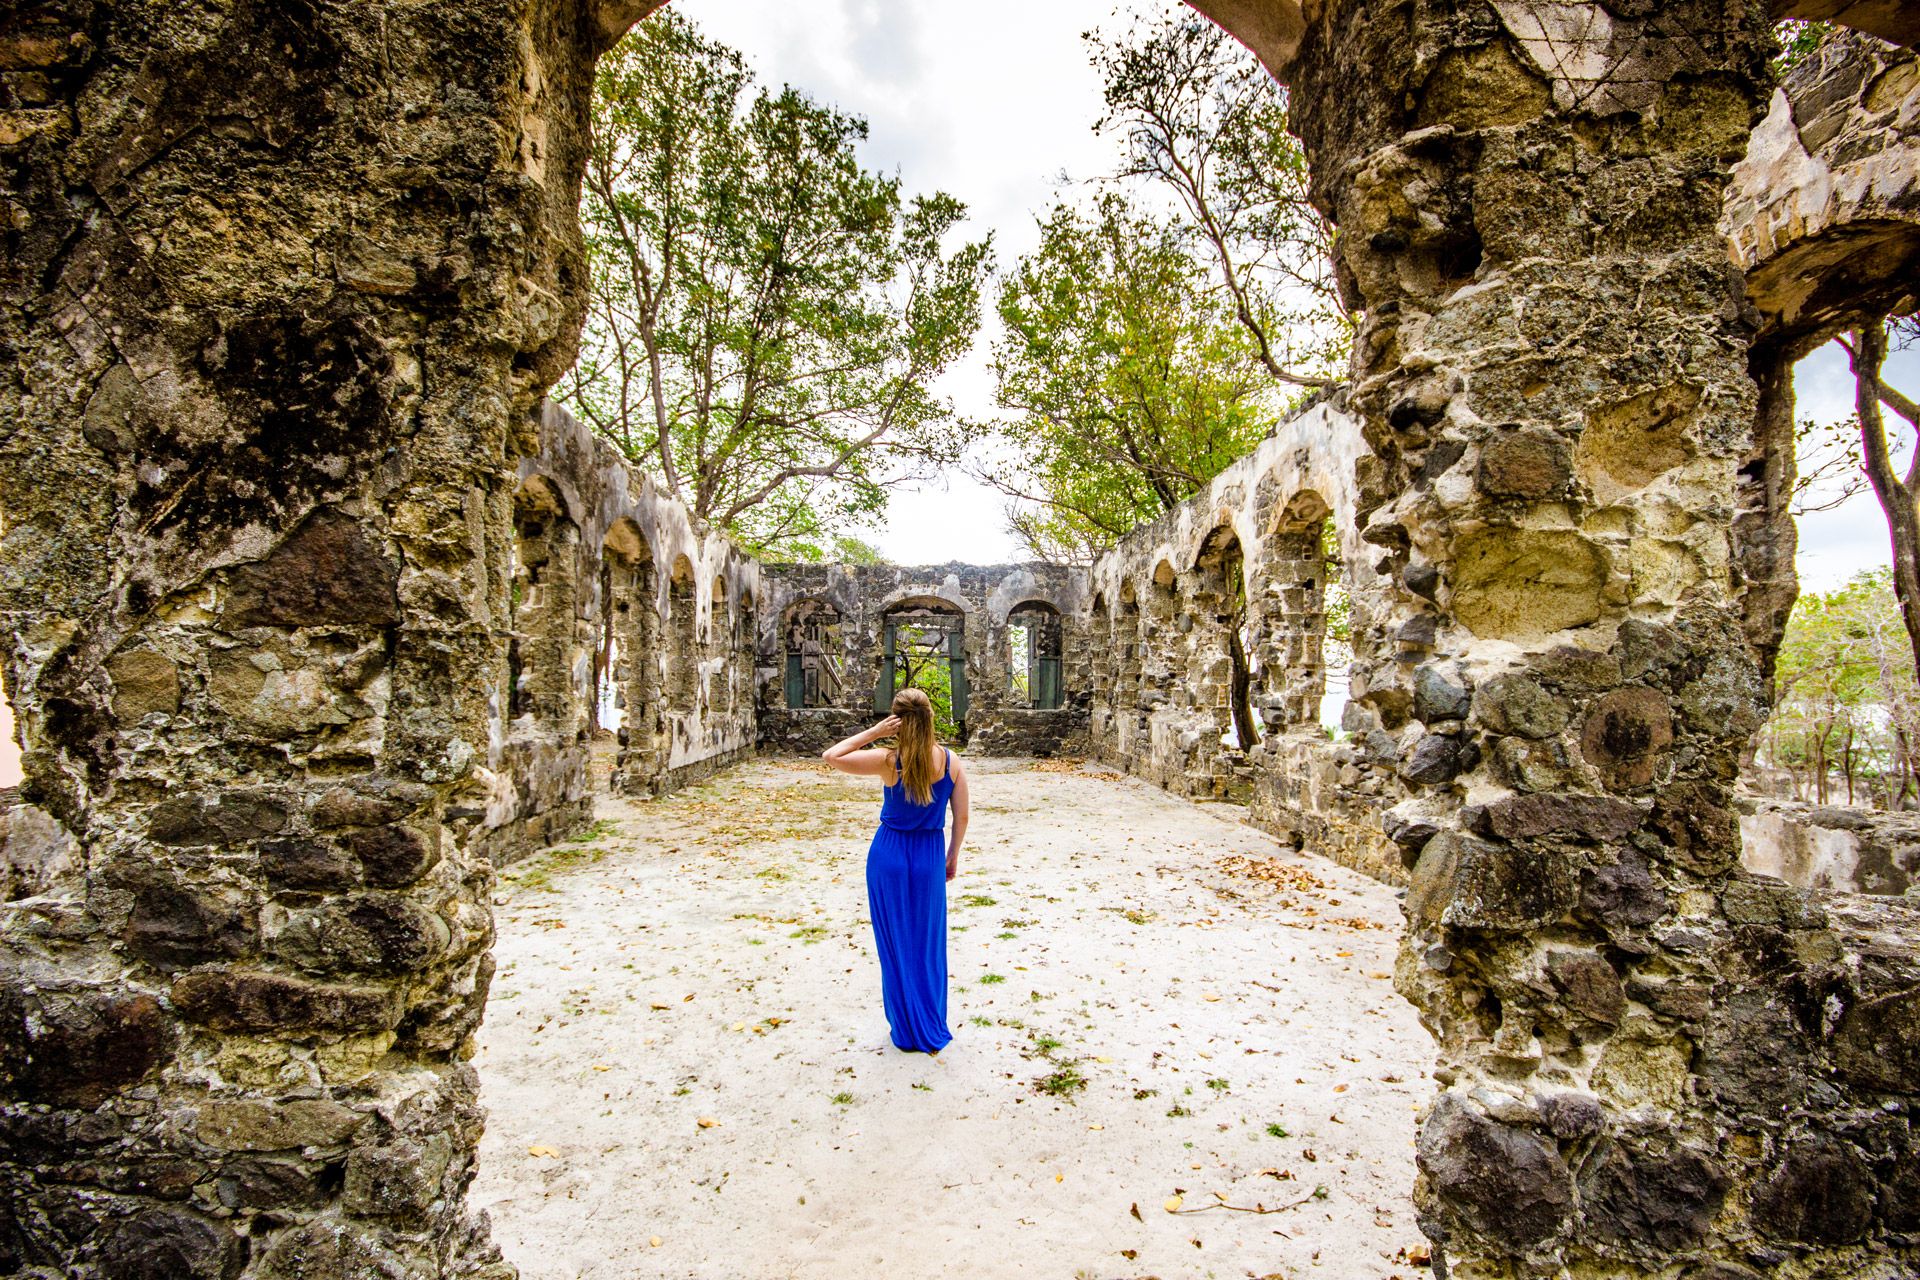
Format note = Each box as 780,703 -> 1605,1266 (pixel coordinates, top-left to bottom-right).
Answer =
987,194 -> 1277,562
558,10 -> 990,561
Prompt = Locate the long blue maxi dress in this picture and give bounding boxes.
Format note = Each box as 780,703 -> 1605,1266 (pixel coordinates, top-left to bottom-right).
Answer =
867,748 -> 955,1053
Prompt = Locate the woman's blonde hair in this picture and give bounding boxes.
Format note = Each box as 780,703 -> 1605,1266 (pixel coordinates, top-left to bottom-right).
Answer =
891,687 -> 940,805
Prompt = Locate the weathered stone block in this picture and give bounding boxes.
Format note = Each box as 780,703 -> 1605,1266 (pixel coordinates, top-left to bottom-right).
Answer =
1750,1136 -> 1875,1245
1578,1138 -> 1729,1253
1417,1092 -> 1572,1249
1546,949 -> 1626,1024
0,989 -> 173,1106
258,838 -> 357,891
148,792 -> 291,846
349,823 -> 439,888
1579,687 -> 1673,790
1400,733 -> 1479,786
95,1206 -> 244,1280
1453,528 -> 1606,640
1578,848 -> 1668,931
1477,427 -> 1571,499
106,648 -> 180,721
1474,674 -> 1569,739
1410,831 -> 1578,931
170,970 -> 402,1035
196,1098 -> 366,1151
1484,792 -> 1644,842
124,879 -> 256,967
226,508 -> 401,627
1414,663 -> 1471,722
270,894 -> 449,976
344,1135 -> 450,1217
1831,984 -> 1920,1094
1649,780 -> 1740,875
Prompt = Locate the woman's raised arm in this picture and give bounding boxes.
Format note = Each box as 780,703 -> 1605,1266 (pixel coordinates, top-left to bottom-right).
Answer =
823,716 -> 902,777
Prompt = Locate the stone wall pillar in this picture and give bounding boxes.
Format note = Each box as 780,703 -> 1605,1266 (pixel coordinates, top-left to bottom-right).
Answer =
1289,3 -> 1806,1274
0,1 -> 601,1274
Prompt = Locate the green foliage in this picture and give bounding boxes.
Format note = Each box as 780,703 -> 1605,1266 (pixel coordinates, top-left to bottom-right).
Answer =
986,194 -> 1277,561
1765,569 -> 1920,807
1091,13 -> 1350,384
1772,20 -> 1833,76
560,11 -> 990,561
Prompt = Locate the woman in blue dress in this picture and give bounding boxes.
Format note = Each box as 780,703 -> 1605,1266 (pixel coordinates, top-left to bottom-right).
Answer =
823,688 -> 970,1054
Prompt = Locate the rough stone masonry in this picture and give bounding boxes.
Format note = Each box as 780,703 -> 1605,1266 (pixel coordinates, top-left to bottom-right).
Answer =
2,3 -> 1919,1279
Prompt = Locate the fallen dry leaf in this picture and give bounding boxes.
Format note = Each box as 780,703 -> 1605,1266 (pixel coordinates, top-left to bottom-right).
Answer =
1130,1203 -> 1143,1223
649,1236 -> 663,1248
1164,1195 -> 1184,1213
696,1117 -> 720,1129
527,1145 -> 558,1158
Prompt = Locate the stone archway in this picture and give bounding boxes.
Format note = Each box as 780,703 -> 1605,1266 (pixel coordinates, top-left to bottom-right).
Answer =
4,3 -> 1919,1279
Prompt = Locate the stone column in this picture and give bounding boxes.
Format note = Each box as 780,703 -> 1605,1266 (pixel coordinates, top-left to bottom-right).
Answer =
1289,3 -> 1788,1275
0,2 -> 601,1275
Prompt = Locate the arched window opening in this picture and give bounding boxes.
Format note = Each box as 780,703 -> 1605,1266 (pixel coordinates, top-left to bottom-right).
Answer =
880,599 -> 967,741
667,555 -> 700,708
596,520 -> 656,738
783,600 -> 844,709
1007,601 -> 1064,709
1263,492 -> 1335,733
1196,526 -> 1260,751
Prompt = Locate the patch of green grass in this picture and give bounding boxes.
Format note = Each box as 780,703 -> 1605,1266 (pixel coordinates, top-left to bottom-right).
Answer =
789,925 -> 829,943
746,938 -> 765,946
1167,1103 -> 1191,1117
830,1092 -> 854,1106
1033,1034 -> 1062,1055
959,894 -> 997,908
1035,1064 -> 1087,1100
995,931 -> 1018,940
755,867 -> 793,881
1101,905 -> 1155,925
979,973 -> 1005,985
1265,1122 -> 1289,1139
1206,1078 -> 1230,1092
911,1082 -> 932,1092
1000,918 -> 1032,929
969,1016 -> 993,1027
1133,1088 -> 1159,1100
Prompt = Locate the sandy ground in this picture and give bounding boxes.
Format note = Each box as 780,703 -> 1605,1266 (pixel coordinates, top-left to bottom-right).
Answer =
472,757 -> 1433,1280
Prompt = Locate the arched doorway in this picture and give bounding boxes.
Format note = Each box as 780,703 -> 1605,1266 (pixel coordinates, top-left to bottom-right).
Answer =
879,598 -> 968,741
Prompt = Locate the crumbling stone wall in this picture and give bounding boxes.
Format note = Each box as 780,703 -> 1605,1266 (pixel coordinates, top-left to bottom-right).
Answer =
482,403 -> 759,866
1276,3 -> 1920,1276
1724,29 -> 1919,683
755,563 -> 1088,757
1085,393 -> 1407,879
0,0 -> 616,1273
1740,796 -> 1920,895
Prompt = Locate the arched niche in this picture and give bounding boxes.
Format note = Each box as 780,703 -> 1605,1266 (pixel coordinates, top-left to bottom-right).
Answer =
782,599 -> 844,709
1195,525 -> 1261,753
509,475 -> 584,734
1259,491 -> 1334,732
1006,600 -> 1065,710
878,597 -> 968,737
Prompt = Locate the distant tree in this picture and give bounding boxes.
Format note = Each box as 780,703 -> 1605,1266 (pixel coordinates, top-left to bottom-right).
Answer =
559,11 -> 991,561
1088,12 -> 1349,390
982,194 -> 1277,562
1766,569 -> 1919,806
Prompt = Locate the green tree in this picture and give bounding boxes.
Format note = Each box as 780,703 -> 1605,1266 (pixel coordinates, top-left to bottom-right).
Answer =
984,194 -> 1276,562
559,11 -> 991,560
1766,570 -> 1920,807
1089,12 -> 1349,389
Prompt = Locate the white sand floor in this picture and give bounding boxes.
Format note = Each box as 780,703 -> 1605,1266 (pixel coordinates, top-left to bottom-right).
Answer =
472,757 -> 1433,1280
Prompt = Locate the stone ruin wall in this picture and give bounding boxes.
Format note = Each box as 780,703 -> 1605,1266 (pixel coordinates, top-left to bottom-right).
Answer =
1083,392 -> 1410,883
484,402 -> 759,867
754,562 -> 1089,758
1,3 -> 1919,1279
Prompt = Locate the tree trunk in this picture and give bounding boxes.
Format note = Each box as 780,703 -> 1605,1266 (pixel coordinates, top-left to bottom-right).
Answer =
1852,324 -> 1920,682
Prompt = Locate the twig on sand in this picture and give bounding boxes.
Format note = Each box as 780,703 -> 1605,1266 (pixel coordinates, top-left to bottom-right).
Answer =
1170,1190 -> 1324,1216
